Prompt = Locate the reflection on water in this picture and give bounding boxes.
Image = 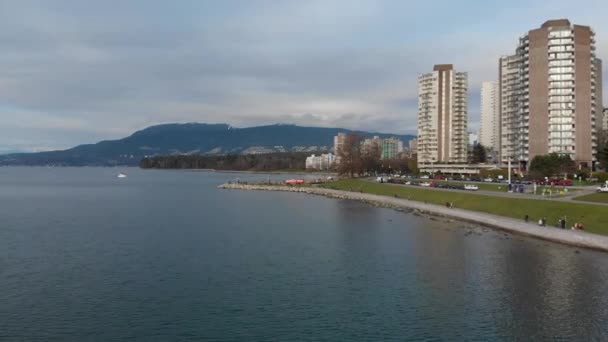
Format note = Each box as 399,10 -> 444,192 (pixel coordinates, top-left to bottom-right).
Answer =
0,167 -> 607,341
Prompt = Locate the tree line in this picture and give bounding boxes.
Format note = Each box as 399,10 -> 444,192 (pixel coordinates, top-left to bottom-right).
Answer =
139,152 -> 310,171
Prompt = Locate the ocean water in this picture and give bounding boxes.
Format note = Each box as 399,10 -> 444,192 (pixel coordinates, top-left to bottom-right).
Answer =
1,167 -> 607,341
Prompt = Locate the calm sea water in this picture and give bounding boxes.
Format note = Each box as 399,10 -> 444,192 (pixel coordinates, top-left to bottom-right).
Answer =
1,167 -> 608,341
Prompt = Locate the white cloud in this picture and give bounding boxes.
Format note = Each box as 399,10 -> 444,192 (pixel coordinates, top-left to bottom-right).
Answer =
0,0 -> 606,150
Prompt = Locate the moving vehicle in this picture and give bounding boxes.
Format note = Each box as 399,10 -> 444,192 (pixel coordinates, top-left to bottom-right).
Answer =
117,173 -> 127,178
464,184 -> 479,191
597,185 -> 608,193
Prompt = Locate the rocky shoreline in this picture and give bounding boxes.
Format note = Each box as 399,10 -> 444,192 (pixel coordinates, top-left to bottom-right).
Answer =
219,183 -> 608,253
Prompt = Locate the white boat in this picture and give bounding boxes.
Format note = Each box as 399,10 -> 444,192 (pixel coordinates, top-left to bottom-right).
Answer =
117,173 -> 127,178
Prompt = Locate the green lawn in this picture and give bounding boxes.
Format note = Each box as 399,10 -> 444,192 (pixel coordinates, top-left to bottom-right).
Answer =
573,193 -> 608,204
321,179 -> 608,235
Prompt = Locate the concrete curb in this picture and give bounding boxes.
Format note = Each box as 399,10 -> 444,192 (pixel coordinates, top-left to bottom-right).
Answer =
219,183 -> 608,252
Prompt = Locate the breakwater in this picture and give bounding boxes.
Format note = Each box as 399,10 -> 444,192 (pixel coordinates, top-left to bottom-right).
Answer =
219,183 -> 608,252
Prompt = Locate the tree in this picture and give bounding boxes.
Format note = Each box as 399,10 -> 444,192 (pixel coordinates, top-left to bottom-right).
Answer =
529,153 -> 576,179
336,134 -> 363,177
470,143 -> 487,164
360,140 -> 381,175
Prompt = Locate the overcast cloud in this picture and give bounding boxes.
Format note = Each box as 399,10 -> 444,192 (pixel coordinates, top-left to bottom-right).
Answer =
1,0 -> 607,152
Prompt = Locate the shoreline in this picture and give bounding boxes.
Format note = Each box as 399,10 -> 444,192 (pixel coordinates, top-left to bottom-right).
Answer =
219,183 -> 608,253
145,168 -> 336,175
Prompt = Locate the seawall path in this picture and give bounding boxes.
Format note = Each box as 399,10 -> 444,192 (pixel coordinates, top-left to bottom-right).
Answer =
219,183 -> 608,252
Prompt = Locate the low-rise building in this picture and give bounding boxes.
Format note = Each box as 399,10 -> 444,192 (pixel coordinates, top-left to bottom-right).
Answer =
305,153 -> 335,170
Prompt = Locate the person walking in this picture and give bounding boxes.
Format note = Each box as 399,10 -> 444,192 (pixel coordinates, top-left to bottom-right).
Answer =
525,214 -> 529,223
561,217 -> 566,229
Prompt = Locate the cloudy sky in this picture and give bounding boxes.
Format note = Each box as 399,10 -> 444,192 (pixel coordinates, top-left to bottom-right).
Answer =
1,0 -> 607,152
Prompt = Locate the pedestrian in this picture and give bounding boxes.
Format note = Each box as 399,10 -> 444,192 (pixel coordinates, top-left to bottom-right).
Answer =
542,218 -> 546,227
561,217 -> 566,229
525,214 -> 529,223
538,218 -> 543,226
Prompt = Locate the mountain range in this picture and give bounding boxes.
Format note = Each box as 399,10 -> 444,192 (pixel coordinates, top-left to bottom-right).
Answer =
0,123 -> 414,166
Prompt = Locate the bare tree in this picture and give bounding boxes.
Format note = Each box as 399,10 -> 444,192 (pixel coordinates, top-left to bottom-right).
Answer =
361,140 -> 381,175
337,134 -> 363,177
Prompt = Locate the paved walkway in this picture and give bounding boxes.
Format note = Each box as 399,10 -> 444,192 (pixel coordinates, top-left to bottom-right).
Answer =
220,183 -> 608,252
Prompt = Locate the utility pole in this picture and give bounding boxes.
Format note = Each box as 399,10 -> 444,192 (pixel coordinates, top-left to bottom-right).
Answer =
508,157 -> 512,185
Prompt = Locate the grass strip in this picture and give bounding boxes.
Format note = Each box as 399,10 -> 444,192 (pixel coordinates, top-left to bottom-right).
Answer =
321,179 -> 608,235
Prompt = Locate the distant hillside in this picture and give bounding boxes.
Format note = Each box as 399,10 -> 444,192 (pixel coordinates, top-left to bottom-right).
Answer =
0,123 -> 414,166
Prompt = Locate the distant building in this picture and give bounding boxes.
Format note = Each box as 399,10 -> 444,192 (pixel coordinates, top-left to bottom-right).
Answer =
417,64 -> 468,165
305,153 -> 335,170
381,137 -> 403,160
333,133 -> 347,164
361,136 -> 381,155
603,108 -> 608,131
409,138 -> 418,156
479,81 -> 500,153
468,131 -> 478,146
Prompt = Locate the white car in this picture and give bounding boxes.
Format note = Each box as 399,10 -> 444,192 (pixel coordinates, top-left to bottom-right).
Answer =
597,185 -> 608,193
483,178 -> 493,182
420,175 -> 430,179
420,182 -> 432,187
464,184 -> 479,191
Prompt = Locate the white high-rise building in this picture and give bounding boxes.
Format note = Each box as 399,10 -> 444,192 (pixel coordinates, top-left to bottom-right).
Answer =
479,81 -> 500,152
417,64 -> 468,165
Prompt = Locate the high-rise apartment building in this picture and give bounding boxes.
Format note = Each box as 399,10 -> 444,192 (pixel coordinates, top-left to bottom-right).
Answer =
417,64 -> 468,165
479,81 -> 500,152
333,133 -> 347,164
603,108 -> 608,131
499,19 -> 602,169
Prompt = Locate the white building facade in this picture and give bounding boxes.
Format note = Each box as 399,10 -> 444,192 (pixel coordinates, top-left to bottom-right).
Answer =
305,153 -> 335,170
479,81 -> 500,152
417,64 -> 468,165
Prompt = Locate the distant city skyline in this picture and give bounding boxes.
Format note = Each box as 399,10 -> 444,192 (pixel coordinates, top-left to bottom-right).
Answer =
1,1 -> 607,152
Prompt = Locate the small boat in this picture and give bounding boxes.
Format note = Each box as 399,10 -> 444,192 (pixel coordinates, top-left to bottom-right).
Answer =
117,172 -> 127,178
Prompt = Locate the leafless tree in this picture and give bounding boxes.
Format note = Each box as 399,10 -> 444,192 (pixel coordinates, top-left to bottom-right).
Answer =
337,134 -> 363,177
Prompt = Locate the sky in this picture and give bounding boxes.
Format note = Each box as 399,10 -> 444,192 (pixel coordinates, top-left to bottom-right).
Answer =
1,0 -> 607,152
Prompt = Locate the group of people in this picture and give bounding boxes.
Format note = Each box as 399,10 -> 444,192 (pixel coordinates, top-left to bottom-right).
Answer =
571,222 -> 585,231
525,215 -> 584,231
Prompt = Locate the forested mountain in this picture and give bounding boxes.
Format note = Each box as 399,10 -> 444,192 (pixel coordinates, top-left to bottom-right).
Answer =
0,123 -> 413,166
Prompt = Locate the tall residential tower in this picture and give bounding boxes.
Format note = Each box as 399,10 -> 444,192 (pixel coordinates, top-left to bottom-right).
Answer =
417,64 -> 468,165
479,81 -> 500,154
499,19 -> 602,169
